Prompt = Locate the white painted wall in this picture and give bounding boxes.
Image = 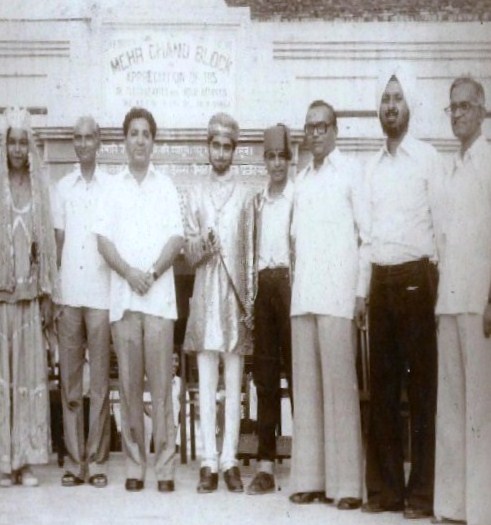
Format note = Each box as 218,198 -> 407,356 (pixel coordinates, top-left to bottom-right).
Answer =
0,1 -> 489,170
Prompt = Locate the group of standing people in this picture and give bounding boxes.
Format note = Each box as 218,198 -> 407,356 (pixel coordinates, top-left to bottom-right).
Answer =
0,69 -> 489,525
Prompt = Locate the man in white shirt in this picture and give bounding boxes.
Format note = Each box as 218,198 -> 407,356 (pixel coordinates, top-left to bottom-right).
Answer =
289,100 -> 363,511
434,76 -> 491,525
355,67 -> 444,519
246,124 -> 294,495
53,116 -> 111,488
94,107 -> 184,493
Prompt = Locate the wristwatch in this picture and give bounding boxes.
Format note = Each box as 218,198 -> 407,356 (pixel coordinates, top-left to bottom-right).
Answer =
150,265 -> 159,282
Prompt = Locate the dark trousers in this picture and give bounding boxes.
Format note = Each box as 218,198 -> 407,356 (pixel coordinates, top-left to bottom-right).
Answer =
253,267 -> 293,462
366,258 -> 437,511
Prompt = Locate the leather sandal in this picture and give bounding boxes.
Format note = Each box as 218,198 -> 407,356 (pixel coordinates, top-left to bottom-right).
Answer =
61,471 -> 84,487
88,473 -> 108,488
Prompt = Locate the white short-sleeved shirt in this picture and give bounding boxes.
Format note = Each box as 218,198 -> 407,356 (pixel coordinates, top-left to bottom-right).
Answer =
436,135 -> 491,315
93,164 -> 184,322
52,166 -> 111,309
291,148 -> 364,319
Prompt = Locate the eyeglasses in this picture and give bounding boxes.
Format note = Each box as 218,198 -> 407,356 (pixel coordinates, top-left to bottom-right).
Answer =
264,151 -> 288,162
304,121 -> 334,136
444,101 -> 482,115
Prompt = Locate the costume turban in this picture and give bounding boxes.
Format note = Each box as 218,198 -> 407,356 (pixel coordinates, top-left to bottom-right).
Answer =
207,112 -> 239,144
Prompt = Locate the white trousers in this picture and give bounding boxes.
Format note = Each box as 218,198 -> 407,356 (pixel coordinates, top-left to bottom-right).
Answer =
198,351 -> 244,472
290,314 -> 363,500
434,315 -> 491,525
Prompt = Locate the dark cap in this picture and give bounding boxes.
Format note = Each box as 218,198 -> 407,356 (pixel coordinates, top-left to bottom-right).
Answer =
264,124 -> 292,160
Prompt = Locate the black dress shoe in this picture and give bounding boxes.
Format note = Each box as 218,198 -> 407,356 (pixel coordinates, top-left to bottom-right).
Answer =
289,492 -> 332,504
157,480 -> 174,492
88,474 -> 107,488
197,467 -> 218,493
61,471 -> 84,487
337,497 -> 362,510
404,506 -> 433,520
362,501 -> 404,513
223,466 -> 243,493
125,478 -> 144,492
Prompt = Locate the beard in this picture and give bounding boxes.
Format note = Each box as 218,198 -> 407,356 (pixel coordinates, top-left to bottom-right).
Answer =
210,158 -> 232,174
380,110 -> 410,139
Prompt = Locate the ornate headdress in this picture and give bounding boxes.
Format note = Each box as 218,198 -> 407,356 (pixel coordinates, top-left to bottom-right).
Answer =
0,106 -> 59,299
2,106 -> 32,132
207,112 -> 240,144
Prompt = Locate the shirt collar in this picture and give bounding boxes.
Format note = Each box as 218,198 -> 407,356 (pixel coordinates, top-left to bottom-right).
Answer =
71,165 -> 104,187
381,132 -> 418,159
121,162 -> 158,181
455,133 -> 487,165
305,147 -> 342,174
262,178 -> 294,203
210,168 -> 233,183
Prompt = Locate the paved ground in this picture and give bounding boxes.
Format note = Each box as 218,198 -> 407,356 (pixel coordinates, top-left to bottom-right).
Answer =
0,453 -> 436,525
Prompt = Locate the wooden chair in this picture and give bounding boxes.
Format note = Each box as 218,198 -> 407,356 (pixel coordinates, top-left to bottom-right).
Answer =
178,350 -> 199,464
237,369 -> 293,463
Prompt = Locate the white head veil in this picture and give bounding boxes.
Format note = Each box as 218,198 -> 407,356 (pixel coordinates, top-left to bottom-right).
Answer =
0,107 -> 58,299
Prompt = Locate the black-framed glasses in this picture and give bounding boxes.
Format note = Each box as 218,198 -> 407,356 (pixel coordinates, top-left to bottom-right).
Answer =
264,151 -> 288,162
444,101 -> 482,116
304,121 -> 334,136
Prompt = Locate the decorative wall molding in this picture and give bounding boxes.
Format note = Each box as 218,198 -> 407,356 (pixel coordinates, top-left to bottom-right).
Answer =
0,39 -> 70,58
274,40 -> 491,61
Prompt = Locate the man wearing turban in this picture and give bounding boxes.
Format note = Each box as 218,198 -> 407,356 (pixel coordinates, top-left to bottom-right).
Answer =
355,65 -> 445,519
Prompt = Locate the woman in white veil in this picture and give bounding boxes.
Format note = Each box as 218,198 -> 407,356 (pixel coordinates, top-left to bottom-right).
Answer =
0,107 -> 58,487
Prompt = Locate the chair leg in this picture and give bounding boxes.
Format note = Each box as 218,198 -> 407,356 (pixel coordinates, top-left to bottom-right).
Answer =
190,394 -> 196,461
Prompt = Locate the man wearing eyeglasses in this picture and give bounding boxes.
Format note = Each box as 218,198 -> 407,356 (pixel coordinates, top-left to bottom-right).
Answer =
246,124 -> 294,495
433,76 -> 491,525
289,100 -> 363,511
355,66 -> 445,519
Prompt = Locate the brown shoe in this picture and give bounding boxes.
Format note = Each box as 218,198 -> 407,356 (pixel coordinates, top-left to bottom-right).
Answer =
337,497 -> 362,510
157,480 -> 174,493
125,478 -> 144,492
404,506 -> 433,520
246,472 -> 275,495
289,492 -> 333,504
362,501 -> 404,513
223,466 -> 243,493
197,467 -> 218,493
